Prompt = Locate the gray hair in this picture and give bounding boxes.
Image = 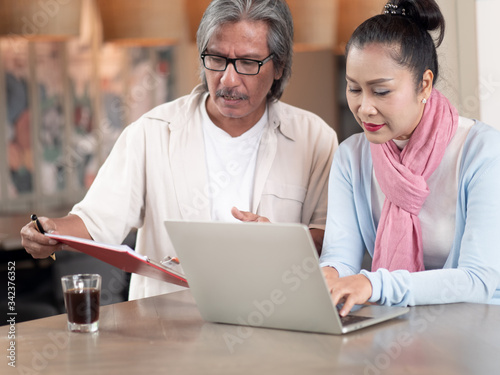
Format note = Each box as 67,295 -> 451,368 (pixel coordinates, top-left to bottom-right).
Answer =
197,0 -> 294,102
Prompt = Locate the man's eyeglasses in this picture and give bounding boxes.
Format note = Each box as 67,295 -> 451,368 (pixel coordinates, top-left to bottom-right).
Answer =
200,53 -> 274,76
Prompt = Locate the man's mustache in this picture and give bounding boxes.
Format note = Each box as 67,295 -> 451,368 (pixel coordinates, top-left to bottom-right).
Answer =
216,89 -> 249,101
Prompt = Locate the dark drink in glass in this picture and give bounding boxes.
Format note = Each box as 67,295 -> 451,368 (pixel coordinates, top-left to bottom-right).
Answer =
61,274 -> 101,332
64,287 -> 100,324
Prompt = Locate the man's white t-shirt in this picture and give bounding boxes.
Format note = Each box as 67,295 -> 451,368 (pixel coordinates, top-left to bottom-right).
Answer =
201,95 -> 267,221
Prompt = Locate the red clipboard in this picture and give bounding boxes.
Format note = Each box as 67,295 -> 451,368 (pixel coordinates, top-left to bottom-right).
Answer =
47,233 -> 188,288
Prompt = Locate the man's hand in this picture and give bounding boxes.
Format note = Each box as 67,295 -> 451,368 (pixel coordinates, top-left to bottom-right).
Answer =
20,217 -> 63,259
20,214 -> 92,259
231,207 -> 270,222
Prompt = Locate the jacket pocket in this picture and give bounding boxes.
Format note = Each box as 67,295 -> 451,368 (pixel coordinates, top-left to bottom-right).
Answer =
259,180 -> 307,222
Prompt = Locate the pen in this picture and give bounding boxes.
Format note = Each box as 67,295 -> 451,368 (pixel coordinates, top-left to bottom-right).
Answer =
31,214 -> 56,261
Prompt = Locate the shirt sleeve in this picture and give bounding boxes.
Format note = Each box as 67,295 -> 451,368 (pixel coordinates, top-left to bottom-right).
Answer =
71,122 -> 146,245
319,142 -> 367,277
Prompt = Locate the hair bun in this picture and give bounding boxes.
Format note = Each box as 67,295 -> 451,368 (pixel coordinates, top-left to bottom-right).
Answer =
389,0 -> 445,47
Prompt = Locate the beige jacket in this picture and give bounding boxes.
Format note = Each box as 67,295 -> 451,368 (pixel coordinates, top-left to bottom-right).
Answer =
72,85 -> 338,299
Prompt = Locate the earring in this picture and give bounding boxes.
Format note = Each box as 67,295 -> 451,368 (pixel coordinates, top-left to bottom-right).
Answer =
422,98 -> 427,104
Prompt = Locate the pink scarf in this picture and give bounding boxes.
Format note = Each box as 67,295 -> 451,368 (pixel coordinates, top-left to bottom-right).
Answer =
371,89 -> 458,272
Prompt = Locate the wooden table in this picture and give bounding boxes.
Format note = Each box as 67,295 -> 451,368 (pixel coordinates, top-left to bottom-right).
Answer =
1,290 -> 499,375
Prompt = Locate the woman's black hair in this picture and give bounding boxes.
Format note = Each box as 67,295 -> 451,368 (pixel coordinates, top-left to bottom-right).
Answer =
345,0 -> 445,89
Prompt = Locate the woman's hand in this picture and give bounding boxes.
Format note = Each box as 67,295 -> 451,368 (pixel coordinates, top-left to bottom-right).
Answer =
322,266 -> 373,317
322,266 -> 340,286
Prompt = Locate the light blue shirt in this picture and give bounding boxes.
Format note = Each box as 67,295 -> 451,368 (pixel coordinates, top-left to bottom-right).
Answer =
320,121 -> 500,306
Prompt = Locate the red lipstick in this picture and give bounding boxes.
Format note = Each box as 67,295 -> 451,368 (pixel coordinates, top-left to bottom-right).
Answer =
363,122 -> 385,132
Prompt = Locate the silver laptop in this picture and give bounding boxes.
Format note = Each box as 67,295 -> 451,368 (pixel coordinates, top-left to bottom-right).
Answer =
164,220 -> 409,335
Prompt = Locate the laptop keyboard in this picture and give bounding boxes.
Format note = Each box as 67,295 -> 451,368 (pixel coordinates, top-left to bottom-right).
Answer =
340,314 -> 372,326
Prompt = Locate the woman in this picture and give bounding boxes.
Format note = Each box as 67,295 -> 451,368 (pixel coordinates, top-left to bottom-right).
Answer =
320,0 -> 500,317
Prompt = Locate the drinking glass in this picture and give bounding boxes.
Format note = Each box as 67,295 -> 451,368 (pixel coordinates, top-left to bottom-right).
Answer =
61,274 -> 101,333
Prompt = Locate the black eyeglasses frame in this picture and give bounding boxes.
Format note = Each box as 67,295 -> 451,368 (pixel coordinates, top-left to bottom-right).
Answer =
200,53 -> 275,76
